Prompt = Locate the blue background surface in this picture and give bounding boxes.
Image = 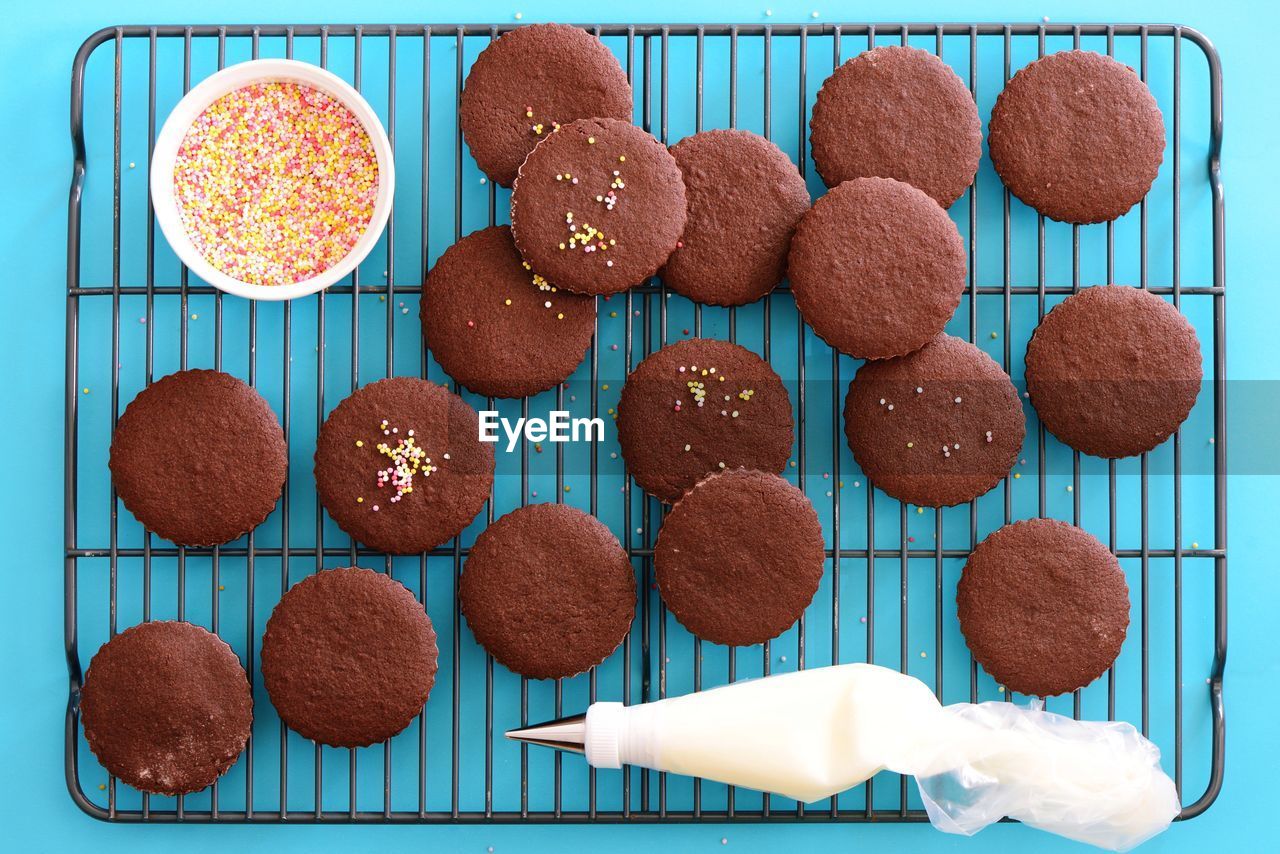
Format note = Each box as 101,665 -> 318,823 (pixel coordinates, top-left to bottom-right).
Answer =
2,0 -> 1276,851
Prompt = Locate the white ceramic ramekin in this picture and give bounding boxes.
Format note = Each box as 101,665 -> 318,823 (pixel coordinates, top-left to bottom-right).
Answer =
150,59 -> 395,302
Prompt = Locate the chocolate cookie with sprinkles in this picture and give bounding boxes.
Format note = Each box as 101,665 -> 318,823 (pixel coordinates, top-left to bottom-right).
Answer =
423,225 -> 595,398
616,338 -> 793,503
314,377 -> 494,554
843,334 -> 1025,507
510,117 -> 687,296
460,24 -> 634,187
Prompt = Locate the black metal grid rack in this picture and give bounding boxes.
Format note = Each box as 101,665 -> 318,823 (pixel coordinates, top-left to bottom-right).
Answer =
65,22 -> 1226,824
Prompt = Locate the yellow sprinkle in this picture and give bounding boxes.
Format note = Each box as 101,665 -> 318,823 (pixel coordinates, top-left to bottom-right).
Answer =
504,299 -> 512,306
1192,541 -> 1200,549
990,331 -> 999,339
618,155 -> 626,162
906,442 -> 914,448
557,312 -> 564,320
357,497 -> 364,503
81,387 -> 89,394
355,440 -> 363,447
98,784 -> 106,790
1014,472 -> 1021,479
564,485 -> 571,493
588,136 -> 596,144
602,384 -> 609,390
218,585 -> 225,591
916,507 -> 924,515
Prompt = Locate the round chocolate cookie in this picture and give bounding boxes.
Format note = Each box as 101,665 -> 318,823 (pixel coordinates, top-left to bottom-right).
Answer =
988,50 -> 1165,224
844,334 -> 1024,507
957,518 -> 1130,696
109,369 -> 287,547
511,117 -> 687,295
460,503 -> 635,679
261,567 -> 438,747
655,469 -> 825,646
314,377 -> 494,554
810,46 -> 981,207
1025,285 -> 1201,458
661,129 -> 810,306
423,225 -> 596,398
616,338 -> 793,503
787,177 -> 967,360
79,621 -> 252,795
460,25 -> 633,188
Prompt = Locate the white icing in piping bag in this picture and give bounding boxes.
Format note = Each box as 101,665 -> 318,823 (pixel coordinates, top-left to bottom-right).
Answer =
506,664 -> 1179,851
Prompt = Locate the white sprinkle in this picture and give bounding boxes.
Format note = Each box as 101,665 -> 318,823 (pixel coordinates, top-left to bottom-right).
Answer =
879,398 -> 886,405
684,444 -> 691,452
443,453 -> 451,460
731,410 -> 739,418
915,386 -> 923,394
779,655 -> 787,662
953,443 -> 960,450
811,10 -> 820,17
480,177 -> 487,185
718,461 -> 726,468
544,300 -> 552,308
853,481 -> 861,487
887,404 -> 894,411
954,397 -> 962,404
514,11 -> 523,19
128,161 -> 136,169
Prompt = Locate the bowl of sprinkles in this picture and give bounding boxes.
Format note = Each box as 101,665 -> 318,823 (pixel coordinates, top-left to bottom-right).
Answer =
151,59 -> 394,301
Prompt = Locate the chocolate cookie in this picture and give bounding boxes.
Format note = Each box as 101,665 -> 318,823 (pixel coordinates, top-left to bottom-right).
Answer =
460,24 -> 633,187
423,226 -> 595,398
661,129 -> 810,306
655,469 -> 824,646
314,377 -> 494,554
810,46 -> 981,207
616,338 -> 793,503
844,334 -> 1024,507
460,503 -> 635,679
79,621 -> 252,795
109,369 -> 287,547
787,177 -> 966,360
1025,285 -> 1201,458
957,518 -> 1130,696
511,117 -> 687,295
261,567 -> 438,747
988,50 -> 1165,224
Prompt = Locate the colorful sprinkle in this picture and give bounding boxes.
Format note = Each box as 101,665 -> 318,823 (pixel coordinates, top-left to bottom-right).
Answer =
365,422 -> 437,507
173,82 -> 378,286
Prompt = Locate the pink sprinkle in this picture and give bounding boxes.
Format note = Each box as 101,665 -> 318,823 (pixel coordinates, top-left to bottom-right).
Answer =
372,505 -> 380,511
611,344 -> 618,351
467,320 -> 475,328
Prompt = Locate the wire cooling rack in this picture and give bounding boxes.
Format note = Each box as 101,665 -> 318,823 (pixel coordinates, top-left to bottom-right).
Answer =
64,21 -> 1226,824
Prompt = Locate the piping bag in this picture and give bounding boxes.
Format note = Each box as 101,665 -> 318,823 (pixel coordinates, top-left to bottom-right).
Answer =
507,664 -> 1178,851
